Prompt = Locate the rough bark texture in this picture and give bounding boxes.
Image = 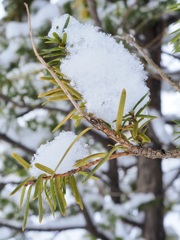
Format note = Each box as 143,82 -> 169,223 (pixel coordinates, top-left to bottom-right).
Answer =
137,155 -> 165,240
137,19 -> 166,240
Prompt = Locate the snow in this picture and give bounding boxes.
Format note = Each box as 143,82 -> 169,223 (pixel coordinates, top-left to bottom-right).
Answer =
115,220 -> 143,240
103,192 -> 155,226
163,158 -> 180,172
0,227 -> 12,240
51,0 -> 73,6
27,229 -> 87,240
118,155 -> 137,168
35,213 -> 86,229
0,38 -> 20,68
149,108 -> 172,146
115,220 -> 128,239
6,62 -> 44,79
5,3 -> 60,40
5,22 -> 29,39
161,44 -> 180,72
104,193 -> 154,221
122,192 -> 155,210
163,168 -> 180,187
0,0 -> 5,19
2,113 -> 52,150
48,15 -> 149,128
29,131 -> 89,177
164,211 -> 180,238
104,192 -> 155,216
0,213 -> 86,230
0,1 -> 60,68
161,91 -> 180,116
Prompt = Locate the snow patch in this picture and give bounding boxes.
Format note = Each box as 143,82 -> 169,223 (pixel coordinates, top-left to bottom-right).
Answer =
48,15 -> 149,128
149,108 -> 172,146
29,131 -> 89,177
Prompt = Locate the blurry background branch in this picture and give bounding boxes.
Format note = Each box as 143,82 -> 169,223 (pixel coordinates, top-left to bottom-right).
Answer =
115,34 -> 180,91
0,133 -> 34,155
86,0 -> 101,27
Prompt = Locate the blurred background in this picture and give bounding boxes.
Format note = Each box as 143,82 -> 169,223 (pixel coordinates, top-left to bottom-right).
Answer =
0,0 -> 180,239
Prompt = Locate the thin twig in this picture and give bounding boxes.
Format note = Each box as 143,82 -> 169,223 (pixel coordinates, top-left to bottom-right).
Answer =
144,30 -> 165,50
162,50 -> 180,60
0,221 -> 85,232
0,133 -> 34,155
25,151 -> 132,185
86,0 -> 101,27
82,200 -> 111,240
117,0 -> 139,30
16,105 -> 68,118
165,169 -> 180,190
0,93 -> 69,117
121,216 -> 143,228
135,11 -> 164,34
24,3 -> 88,120
115,34 -> 180,91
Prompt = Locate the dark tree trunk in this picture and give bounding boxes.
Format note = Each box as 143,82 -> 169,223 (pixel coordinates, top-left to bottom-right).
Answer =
137,19 -> 166,240
108,158 -> 121,203
137,155 -> 165,240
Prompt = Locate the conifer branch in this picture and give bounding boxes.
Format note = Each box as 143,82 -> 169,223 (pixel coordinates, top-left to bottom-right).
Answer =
24,3 -> 88,120
24,3 -> 180,181
25,151 -> 131,186
89,116 -> 180,159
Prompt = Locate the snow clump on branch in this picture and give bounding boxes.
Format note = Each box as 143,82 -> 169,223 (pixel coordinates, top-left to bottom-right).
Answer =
48,15 -> 149,127
29,131 -> 89,177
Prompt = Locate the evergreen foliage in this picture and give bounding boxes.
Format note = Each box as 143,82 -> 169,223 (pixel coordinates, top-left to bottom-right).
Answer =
0,1 -> 180,240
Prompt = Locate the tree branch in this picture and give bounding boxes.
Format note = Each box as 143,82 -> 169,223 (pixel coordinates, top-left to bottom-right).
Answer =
82,201 -> 111,240
144,30 -> 165,50
0,93 -> 69,117
164,168 -> 180,191
117,0 -> 139,29
89,116 -> 180,159
0,133 -> 34,155
16,105 -> 69,117
25,151 -> 132,186
162,50 -> 180,60
115,34 -> 180,91
121,216 -> 144,228
86,0 -> 101,27
0,221 -> 85,232
0,94 -> 25,107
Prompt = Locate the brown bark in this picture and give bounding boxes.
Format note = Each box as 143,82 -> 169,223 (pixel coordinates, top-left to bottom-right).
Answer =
137,155 -> 165,240
137,19 -> 166,240
108,158 -> 121,203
